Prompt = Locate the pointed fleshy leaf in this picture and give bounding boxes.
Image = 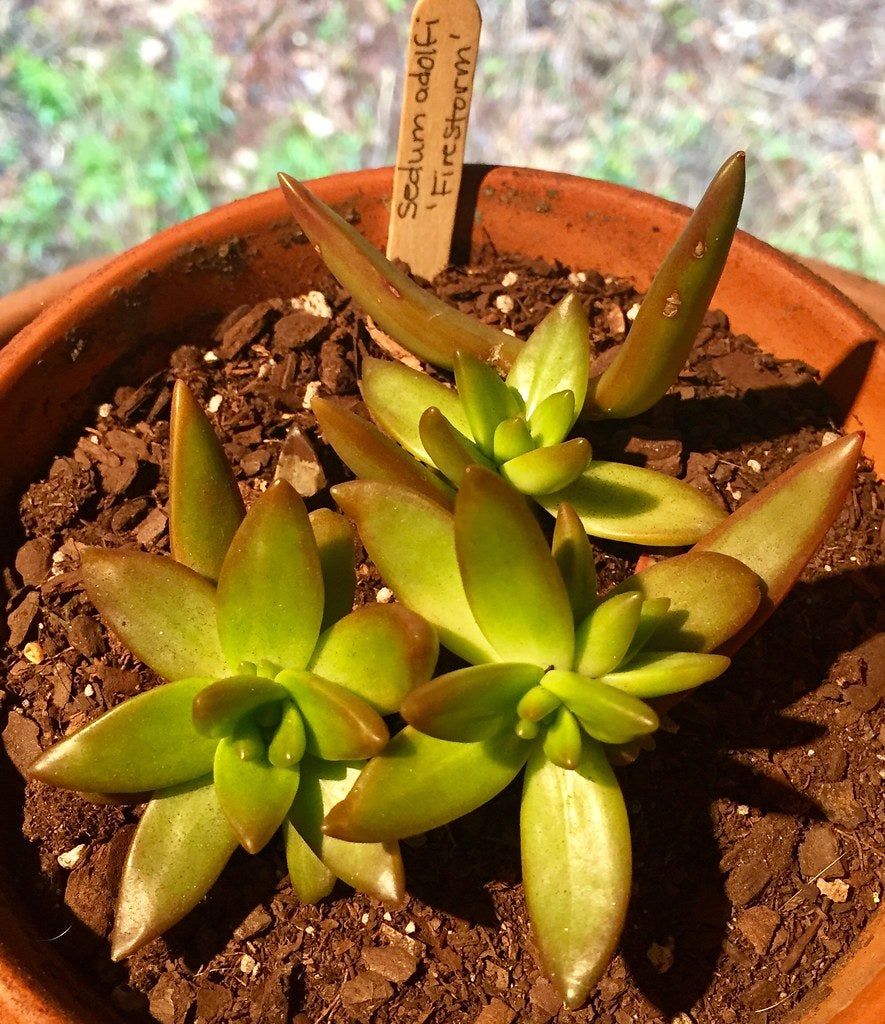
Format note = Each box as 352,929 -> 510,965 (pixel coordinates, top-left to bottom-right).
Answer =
361,356 -> 470,462
81,548 -> 228,681
214,732 -> 300,854
322,726 -> 531,842
601,651 -> 730,697
216,480 -> 323,671
517,685 -> 561,723
268,704 -> 307,768
501,438 -> 592,496
285,818 -> 336,903
541,670 -> 659,744
552,503 -> 597,622
586,152 -> 745,419
507,293 -> 590,417
31,677 -> 217,793
493,415 -> 535,463
694,433 -> 863,648
309,603 -> 438,714
169,380 -> 245,581
292,758 -> 404,903
111,777 -> 238,960
454,350 -> 521,455
331,480 -> 497,664
538,460 -> 726,545
278,173 -> 521,370
455,467 -> 574,668
309,508 -> 356,629
623,597 -> 672,662
521,740 -> 631,1009
529,390 -> 576,448
313,396 -> 455,508
542,707 -> 582,770
192,676 -> 289,738
611,550 -> 761,652
574,592 -> 643,677
401,663 -> 544,741
419,407 -> 494,486
277,670 -> 389,760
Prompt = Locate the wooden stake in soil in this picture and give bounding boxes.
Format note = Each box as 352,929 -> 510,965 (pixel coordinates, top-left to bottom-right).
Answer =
387,0 -> 481,281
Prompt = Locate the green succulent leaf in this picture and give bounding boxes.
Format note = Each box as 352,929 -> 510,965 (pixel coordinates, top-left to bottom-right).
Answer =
169,380 -> 245,581
552,502 -> 597,622
501,438 -> 593,496
268,704 -> 308,768
586,152 -> 745,419
521,740 -> 631,1009
277,173 -> 522,370
538,460 -> 726,545
601,650 -> 731,697
517,685 -> 562,722
419,407 -> 493,485
309,508 -> 356,629
492,416 -> 535,463
455,467 -> 574,668
31,677 -> 217,794
401,663 -> 544,741
454,350 -> 522,455
192,676 -> 289,738
331,480 -> 497,664
623,597 -> 672,662
361,356 -> 470,462
309,603 -> 438,714
214,730 -> 300,854
574,592 -> 643,677
285,818 -> 336,904
277,670 -> 389,761
542,707 -> 583,770
507,293 -> 590,417
81,548 -> 228,681
216,480 -> 323,672
292,758 -> 405,904
694,432 -> 863,648
313,396 -> 455,508
611,550 -> 761,652
111,776 -> 238,960
322,726 -> 531,842
541,670 -> 659,744
529,390 -> 577,448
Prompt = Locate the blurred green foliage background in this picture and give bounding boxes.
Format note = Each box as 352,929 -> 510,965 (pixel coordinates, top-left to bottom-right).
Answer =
1,0 -> 882,291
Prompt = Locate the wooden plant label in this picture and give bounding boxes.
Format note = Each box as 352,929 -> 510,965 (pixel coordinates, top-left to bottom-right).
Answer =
387,0 -> 481,281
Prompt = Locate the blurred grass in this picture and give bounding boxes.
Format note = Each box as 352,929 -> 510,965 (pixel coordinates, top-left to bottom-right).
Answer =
0,0 -> 882,292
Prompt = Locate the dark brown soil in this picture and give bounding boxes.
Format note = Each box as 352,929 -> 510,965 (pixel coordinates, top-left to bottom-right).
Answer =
2,251 -> 884,1024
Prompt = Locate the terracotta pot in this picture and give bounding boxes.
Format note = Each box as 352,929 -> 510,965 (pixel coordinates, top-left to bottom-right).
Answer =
0,166 -> 882,1023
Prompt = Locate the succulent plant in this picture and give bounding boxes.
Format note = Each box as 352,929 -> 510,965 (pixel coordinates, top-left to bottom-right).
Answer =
30,381 -> 438,959
322,432 -> 862,1007
278,155 -> 746,546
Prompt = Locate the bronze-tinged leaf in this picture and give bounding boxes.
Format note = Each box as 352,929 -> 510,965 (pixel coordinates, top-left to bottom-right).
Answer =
586,152 -> 745,419
192,676 -> 289,738
309,508 -> 356,629
111,777 -> 238,959
81,548 -> 228,681
169,380 -> 245,581
454,350 -> 522,456
313,396 -> 455,508
501,438 -> 592,496
419,407 -> 493,486
521,740 -> 631,1009
552,502 -> 597,622
278,173 -> 521,369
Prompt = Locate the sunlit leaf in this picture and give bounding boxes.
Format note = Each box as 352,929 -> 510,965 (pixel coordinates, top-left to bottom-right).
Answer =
611,550 -> 760,652
456,467 -> 574,667
542,707 -> 582,770
586,153 -> 745,419
31,677 -> 217,793
529,390 -> 576,448
538,461 -> 726,545
361,356 -> 470,462
521,740 -> 631,1009
268,703 -> 307,768
507,293 -> 590,416
216,481 -> 323,671
454,350 -> 521,455
552,502 -> 597,622
331,480 -> 497,664
600,650 -> 730,697
111,777 -> 238,960
517,685 -> 561,722
622,597 -> 671,662
492,415 -> 535,463
285,817 -> 336,904
309,508 -> 356,629
309,603 -> 438,714
541,670 -> 659,744
192,676 -> 288,739
313,396 -> 455,508
501,438 -> 592,496
81,548 -> 228,681
322,726 -> 531,842
278,173 -> 521,370
419,407 -> 493,485
401,663 -> 544,741
574,592 -> 643,677
169,380 -> 245,581
277,670 -> 389,760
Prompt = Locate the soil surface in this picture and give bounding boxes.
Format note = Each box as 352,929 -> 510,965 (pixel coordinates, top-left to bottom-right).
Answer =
2,251 -> 884,1024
